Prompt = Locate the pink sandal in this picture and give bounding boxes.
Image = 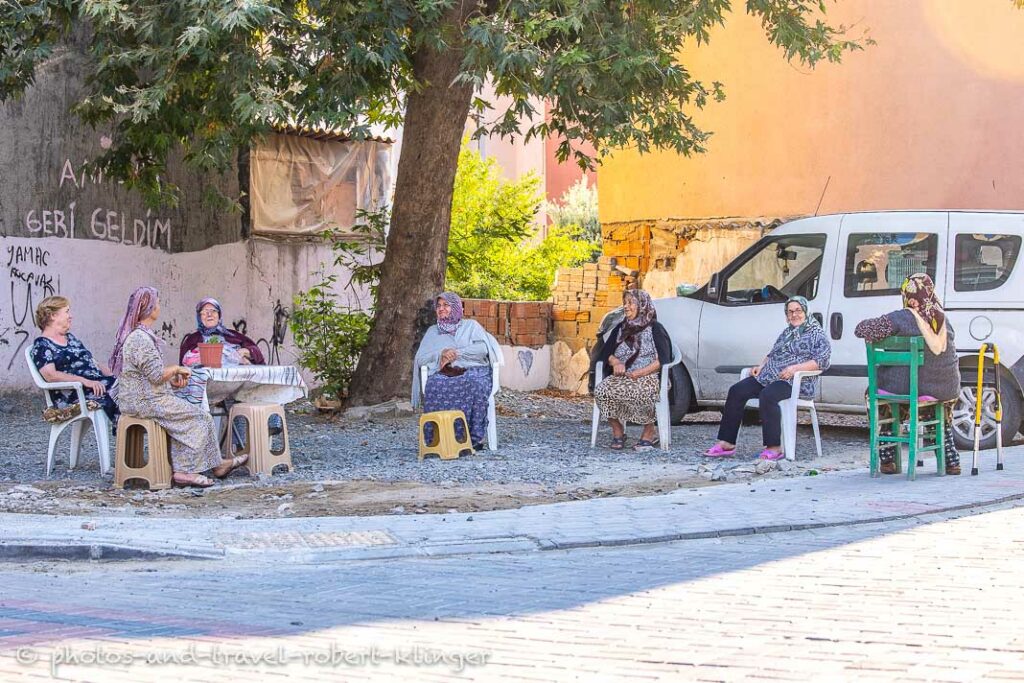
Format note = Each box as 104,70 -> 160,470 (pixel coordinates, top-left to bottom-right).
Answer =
759,448 -> 785,461
705,444 -> 736,457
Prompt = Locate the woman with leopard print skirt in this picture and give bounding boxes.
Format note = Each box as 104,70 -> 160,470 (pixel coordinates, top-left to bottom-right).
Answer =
593,290 -> 673,452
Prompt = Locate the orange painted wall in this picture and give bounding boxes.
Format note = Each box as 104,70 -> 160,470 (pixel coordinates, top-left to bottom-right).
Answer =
599,0 -> 1024,224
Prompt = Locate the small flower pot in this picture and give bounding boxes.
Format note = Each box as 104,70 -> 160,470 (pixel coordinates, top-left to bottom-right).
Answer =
197,342 -> 224,368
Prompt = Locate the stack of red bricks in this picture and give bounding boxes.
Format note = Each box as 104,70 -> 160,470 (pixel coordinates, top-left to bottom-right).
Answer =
550,257 -> 618,352
461,298 -> 552,348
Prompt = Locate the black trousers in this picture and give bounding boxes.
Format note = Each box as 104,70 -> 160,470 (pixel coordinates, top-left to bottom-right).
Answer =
717,376 -> 791,447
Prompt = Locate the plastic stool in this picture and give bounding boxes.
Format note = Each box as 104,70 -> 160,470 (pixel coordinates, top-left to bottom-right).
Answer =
418,410 -> 474,460
114,416 -> 172,490
227,403 -> 292,475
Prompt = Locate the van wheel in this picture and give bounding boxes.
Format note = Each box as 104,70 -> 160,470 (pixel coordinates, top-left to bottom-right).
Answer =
951,377 -> 1021,452
669,365 -> 693,425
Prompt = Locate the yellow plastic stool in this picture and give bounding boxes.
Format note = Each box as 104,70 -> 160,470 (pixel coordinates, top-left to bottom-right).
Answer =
418,411 -> 474,460
227,403 -> 292,475
114,416 -> 173,490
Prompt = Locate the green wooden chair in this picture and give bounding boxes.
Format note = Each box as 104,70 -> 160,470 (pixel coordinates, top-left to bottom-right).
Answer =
865,336 -> 947,480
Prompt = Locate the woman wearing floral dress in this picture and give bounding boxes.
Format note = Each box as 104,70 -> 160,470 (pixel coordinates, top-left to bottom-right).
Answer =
412,292 -> 503,450
110,286 -> 247,487
31,295 -> 118,426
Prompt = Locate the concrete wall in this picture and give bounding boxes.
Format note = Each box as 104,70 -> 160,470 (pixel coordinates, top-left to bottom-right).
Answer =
599,0 -> 1024,225
0,235 -> 360,390
0,37 -> 371,392
0,43 -> 241,254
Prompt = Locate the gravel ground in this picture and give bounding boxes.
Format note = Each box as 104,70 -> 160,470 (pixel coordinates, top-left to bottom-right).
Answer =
1,388 -> 871,488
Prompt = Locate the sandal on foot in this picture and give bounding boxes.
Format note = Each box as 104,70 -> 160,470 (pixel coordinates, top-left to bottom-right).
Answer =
610,436 -> 627,450
229,453 -> 249,469
633,438 -> 660,452
172,473 -> 215,488
705,443 -> 736,457
759,448 -> 785,461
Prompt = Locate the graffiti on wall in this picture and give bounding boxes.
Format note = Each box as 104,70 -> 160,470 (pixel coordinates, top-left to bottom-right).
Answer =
1,245 -> 61,370
231,299 -> 290,365
15,137 -> 174,252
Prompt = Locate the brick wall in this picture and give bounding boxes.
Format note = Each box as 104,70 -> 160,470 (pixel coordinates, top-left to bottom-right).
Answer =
462,298 -> 551,348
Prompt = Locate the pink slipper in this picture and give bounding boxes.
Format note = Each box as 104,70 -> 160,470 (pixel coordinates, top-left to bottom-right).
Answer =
705,444 -> 736,457
759,449 -> 785,461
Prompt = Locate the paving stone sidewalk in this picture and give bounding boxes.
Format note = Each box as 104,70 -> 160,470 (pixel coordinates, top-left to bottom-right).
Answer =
0,448 -> 1020,563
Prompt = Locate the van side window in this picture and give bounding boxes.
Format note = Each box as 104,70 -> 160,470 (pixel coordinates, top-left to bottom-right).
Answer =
844,232 -> 938,297
720,234 -> 827,305
953,233 -> 1021,292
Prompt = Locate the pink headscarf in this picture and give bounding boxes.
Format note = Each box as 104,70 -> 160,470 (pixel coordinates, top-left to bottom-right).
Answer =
436,292 -> 464,335
109,286 -> 163,376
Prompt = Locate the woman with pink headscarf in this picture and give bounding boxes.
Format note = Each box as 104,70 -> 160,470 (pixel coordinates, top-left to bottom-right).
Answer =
412,292 -> 502,450
110,286 -> 248,488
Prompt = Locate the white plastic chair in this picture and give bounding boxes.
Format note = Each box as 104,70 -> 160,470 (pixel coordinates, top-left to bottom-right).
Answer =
24,346 -> 112,476
591,343 -> 682,452
419,356 -> 501,452
739,367 -> 823,461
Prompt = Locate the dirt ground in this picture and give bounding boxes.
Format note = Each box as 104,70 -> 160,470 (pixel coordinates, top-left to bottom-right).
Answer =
0,389 -> 873,519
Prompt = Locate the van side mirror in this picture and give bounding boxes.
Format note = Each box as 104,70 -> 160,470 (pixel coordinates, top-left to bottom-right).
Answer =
708,272 -> 721,300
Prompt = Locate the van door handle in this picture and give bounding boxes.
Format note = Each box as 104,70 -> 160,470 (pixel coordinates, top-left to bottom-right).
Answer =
830,312 -> 843,340
811,312 -> 823,326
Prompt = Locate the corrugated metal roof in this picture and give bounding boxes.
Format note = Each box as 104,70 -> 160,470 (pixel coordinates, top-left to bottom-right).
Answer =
271,122 -> 393,144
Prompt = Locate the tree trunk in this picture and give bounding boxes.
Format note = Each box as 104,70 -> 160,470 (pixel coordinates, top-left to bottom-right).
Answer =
346,11 -> 475,406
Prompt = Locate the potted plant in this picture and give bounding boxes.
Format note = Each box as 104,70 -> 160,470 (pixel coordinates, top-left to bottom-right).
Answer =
197,335 -> 225,368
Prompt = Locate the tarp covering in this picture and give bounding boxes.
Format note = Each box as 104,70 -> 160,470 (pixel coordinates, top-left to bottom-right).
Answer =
251,132 -> 391,236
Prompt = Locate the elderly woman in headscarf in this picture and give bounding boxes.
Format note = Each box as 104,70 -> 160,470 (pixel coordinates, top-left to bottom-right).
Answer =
412,292 -> 503,451
110,286 -> 248,488
179,297 -> 264,366
855,273 -> 961,475
593,290 -> 673,451
707,296 -> 832,461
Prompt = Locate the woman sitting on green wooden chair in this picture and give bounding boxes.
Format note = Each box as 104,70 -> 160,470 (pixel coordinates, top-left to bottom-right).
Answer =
854,273 -> 961,475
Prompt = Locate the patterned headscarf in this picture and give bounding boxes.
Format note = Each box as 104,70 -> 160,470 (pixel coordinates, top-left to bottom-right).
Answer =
901,273 -> 945,333
780,295 -> 819,345
901,273 -> 947,354
436,292 -> 464,335
617,289 -> 657,367
109,286 -> 163,376
196,297 -> 228,336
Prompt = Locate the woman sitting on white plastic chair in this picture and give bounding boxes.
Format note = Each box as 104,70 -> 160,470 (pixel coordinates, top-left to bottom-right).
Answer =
593,290 -> 671,452
412,292 -> 502,451
31,296 -> 119,429
707,296 -> 831,461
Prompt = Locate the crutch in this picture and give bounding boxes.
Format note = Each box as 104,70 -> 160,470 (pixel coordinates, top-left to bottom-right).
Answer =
970,343 -> 1004,475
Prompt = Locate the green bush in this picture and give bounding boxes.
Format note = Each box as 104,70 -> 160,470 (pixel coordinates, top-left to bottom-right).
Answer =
290,209 -> 385,401
446,141 -> 598,301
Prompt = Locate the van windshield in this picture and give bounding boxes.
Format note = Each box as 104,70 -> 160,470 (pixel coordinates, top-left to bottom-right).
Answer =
721,234 -> 827,305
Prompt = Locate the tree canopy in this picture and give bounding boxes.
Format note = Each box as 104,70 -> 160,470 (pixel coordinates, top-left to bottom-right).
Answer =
2,0 -> 870,405
2,0 -> 866,203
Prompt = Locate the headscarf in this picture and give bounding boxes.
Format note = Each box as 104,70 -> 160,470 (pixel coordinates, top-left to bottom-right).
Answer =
109,286 -> 163,376
435,292 -> 464,335
901,273 -> 947,354
780,295 -> 819,345
195,297 -> 228,337
616,289 -> 657,367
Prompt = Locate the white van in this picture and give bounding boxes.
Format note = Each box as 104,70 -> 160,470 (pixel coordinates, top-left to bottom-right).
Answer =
610,211 -> 1024,450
